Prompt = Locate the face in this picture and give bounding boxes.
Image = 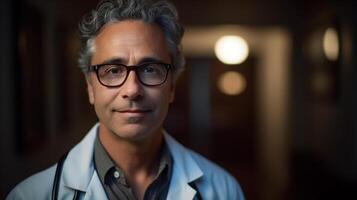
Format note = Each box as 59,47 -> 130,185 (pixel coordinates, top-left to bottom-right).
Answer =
87,20 -> 175,142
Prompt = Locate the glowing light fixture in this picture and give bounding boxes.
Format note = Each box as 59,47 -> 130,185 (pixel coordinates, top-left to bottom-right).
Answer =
323,27 -> 339,61
218,71 -> 246,95
214,35 -> 249,65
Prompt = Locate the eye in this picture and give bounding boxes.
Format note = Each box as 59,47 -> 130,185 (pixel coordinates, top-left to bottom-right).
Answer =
142,65 -> 156,73
105,66 -> 122,74
98,65 -> 126,77
141,63 -> 164,74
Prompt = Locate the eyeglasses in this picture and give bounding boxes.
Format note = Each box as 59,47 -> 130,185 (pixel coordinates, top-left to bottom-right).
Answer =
87,62 -> 171,87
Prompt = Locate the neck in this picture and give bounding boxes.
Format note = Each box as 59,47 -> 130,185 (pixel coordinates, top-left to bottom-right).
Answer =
98,125 -> 163,178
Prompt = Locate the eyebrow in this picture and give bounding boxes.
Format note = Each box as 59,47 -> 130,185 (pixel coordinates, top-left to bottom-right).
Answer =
98,57 -> 168,66
99,58 -> 124,65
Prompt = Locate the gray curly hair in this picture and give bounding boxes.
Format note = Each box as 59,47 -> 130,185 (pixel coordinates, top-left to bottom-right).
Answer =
78,0 -> 185,80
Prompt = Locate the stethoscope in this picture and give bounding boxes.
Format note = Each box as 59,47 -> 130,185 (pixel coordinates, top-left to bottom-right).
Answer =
51,152 -> 80,200
51,153 -> 202,200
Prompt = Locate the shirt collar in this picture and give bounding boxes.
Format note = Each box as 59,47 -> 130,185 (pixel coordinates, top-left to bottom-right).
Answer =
93,135 -> 117,185
93,134 -> 173,187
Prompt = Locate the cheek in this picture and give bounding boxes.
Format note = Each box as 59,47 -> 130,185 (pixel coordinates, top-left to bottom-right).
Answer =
156,86 -> 174,111
92,85 -> 118,111
169,88 -> 175,103
165,77 -> 175,103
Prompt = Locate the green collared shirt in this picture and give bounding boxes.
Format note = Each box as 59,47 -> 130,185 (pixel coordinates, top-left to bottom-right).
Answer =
94,136 -> 172,200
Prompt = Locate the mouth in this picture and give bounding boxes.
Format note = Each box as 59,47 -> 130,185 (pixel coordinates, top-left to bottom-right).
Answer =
113,108 -> 152,117
117,109 -> 151,113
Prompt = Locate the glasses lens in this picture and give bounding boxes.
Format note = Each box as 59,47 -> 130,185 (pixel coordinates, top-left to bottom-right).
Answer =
98,64 -> 127,86
137,63 -> 167,85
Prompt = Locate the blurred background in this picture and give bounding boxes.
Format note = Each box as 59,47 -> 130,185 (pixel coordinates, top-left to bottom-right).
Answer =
1,0 -> 357,199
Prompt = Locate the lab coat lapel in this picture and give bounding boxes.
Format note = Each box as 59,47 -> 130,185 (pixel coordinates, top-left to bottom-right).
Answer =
168,171 -> 197,199
61,124 -> 100,194
83,171 -> 107,200
164,132 -> 204,200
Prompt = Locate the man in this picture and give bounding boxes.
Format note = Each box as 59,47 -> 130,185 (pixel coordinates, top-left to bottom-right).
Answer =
7,0 -> 245,199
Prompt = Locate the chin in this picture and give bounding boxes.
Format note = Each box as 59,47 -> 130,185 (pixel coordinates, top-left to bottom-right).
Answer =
112,124 -> 160,142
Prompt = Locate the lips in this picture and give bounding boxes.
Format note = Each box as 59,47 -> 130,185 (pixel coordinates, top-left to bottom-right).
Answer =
117,109 -> 151,113
113,109 -> 151,120
112,107 -> 152,116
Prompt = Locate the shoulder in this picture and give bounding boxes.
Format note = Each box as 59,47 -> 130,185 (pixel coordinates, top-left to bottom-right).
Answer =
189,149 -> 233,179
165,132 -> 245,199
6,165 -> 56,200
6,124 -> 99,200
187,150 -> 245,199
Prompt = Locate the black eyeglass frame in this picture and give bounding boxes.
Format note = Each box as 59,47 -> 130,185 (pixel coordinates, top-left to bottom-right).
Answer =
87,62 -> 172,87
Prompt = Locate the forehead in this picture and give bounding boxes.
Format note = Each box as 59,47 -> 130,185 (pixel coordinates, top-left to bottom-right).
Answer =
91,20 -> 171,65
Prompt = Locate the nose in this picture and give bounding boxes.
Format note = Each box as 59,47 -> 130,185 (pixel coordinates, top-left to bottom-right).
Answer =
120,70 -> 143,100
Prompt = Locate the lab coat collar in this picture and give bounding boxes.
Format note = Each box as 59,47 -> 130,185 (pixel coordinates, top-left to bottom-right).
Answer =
62,124 -> 101,192
164,132 -> 203,182
164,132 -> 204,199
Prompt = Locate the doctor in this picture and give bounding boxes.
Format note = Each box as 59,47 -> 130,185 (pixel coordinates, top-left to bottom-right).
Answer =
7,0 -> 245,199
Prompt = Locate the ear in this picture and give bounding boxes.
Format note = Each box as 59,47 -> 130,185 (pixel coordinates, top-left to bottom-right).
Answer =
86,75 -> 95,105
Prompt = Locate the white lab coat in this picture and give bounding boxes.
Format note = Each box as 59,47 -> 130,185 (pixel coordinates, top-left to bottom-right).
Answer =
7,124 -> 245,200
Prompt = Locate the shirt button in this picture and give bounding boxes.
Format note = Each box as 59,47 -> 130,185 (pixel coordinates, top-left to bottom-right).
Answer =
114,171 -> 120,179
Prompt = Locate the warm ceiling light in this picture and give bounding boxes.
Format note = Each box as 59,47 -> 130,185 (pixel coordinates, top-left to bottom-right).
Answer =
214,35 -> 249,65
218,71 -> 247,95
323,27 -> 339,61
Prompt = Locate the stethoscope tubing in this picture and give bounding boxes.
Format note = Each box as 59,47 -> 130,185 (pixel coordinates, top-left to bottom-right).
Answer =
51,152 -> 80,200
